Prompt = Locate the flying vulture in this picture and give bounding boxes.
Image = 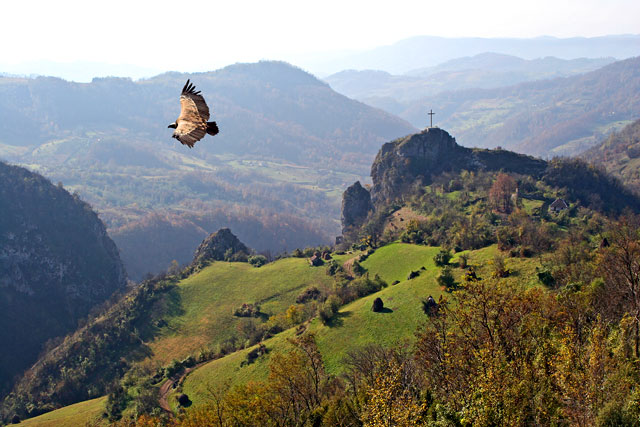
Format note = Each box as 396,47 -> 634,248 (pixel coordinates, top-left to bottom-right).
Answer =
168,79 -> 219,147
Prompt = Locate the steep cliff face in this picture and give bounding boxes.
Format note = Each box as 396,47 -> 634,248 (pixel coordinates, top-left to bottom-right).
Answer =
341,181 -> 374,233
0,161 -> 126,393
370,128 -> 469,205
340,127 -> 551,232
369,127 -> 547,206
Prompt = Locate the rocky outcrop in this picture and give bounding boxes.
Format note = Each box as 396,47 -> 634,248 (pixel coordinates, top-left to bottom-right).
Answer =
0,161 -> 127,394
192,228 -> 250,266
369,127 -> 546,206
341,181 -> 373,233
370,128 -> 469,205
340,127 -> 548,233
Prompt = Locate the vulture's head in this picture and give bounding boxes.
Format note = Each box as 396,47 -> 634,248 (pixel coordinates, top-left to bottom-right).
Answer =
167,122 -> 178,129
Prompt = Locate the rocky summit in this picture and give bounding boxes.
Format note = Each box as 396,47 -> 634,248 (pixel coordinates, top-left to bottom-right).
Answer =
341,127 -> 548,231
369,127 -> 546,206
192,228 -> 250,266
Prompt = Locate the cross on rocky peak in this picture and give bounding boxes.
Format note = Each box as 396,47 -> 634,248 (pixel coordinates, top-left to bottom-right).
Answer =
428,109 -> 435,128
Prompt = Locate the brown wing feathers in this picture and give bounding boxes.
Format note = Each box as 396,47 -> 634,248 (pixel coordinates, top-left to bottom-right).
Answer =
182,80 -> 199,96
172,79 -> 216,147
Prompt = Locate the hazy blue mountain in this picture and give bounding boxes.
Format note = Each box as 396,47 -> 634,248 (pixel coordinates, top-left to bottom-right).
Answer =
361,57 -> 640,157
0,61 -> 413,166
0,60 -> 162,82
406,53 -> 614,78
306,35 -> 640,75
0,61 -> 415,279
325,54 -> 614,104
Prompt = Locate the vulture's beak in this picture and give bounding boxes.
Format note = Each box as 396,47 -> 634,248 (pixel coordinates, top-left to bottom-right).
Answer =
168,123 -> 177,129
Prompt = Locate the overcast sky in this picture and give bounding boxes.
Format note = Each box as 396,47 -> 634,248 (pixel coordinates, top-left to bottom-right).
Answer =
2,0 -> 639,74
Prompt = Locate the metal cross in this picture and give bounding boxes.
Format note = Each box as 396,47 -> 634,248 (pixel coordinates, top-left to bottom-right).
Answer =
428,109 -> 435,127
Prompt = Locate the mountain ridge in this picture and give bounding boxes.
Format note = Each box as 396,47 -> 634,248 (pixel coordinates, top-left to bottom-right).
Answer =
342,127 -> 640,234
325,54 -> 615,104
307,34 -> 640,75
374,56 -> 640,156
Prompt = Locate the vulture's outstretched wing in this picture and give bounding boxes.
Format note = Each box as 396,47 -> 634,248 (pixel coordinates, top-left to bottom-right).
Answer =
180,80 -> 210,121
172,80 -> 213,147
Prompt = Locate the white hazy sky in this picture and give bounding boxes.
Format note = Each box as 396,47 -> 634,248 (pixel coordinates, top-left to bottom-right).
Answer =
2,0 -> 639,72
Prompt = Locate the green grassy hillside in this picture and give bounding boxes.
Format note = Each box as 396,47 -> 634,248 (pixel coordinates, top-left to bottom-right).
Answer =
18,397 -> 106,427
179,243 -> 539,408
9,242 -> 541,424
584,117 -> 640,193
144,257 -> 341,368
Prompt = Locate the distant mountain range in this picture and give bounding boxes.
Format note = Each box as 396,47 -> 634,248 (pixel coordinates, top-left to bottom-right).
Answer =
0,61 -> 413,169
0,61 -> 415,279
336,56 -> 640,157
3,35 -> 638,82
0,60 -> 162,83
325,53 -> 614,103
305,34 -> 640,75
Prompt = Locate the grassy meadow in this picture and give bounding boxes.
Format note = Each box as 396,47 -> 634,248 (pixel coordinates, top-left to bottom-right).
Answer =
144,257 -> 338,367
21,241 -> 543,423
179,242 -> 541,408
19,397 -> 106,427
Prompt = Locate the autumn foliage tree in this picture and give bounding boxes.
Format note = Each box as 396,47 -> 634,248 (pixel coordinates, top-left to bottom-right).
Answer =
489,173 -> 517,213
597,214 -> 640,357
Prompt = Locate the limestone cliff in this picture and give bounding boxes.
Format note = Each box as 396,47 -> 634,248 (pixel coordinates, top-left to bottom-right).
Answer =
341,181 -> 374,233
369,127 -> 546,206
0,161 -> 127,394
340,127 -> 548,232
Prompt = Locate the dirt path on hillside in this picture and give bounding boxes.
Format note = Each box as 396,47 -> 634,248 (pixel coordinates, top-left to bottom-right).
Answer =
158,362 -> 206,414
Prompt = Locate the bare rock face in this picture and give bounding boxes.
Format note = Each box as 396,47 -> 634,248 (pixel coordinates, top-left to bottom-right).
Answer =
0,161 -> 127,394
341,181 -> 374,234
192,228 -> 250,266
370,128 -> 469,205
339,126 -> 548,235
369,127 -> 547,206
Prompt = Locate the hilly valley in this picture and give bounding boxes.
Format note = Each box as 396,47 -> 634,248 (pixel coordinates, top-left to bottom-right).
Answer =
6,125 -> 640,426
3,56 -> 639,282
329,56 -> 640,157
3,0 -> 640,422
0,61 -> 415,280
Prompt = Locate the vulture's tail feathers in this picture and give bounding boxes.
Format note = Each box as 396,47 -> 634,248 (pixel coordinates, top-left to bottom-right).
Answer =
206,122 -> 219,136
